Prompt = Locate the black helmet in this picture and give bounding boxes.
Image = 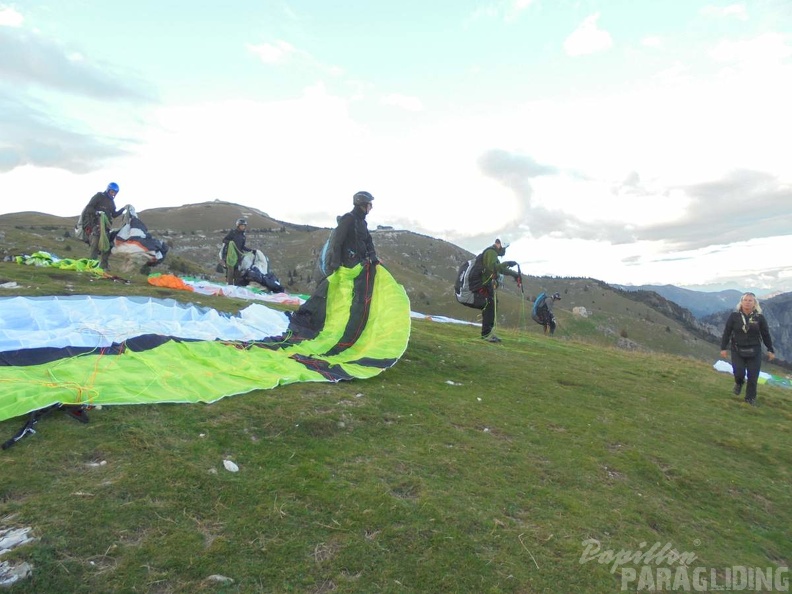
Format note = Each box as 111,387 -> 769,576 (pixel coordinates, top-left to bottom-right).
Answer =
552,292 -> 561,300
353,191 -> 374,206
236,218 -> 248,226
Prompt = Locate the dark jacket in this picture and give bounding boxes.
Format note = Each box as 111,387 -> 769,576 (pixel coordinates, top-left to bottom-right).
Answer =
222,227 -> 251,262
720,310 -> 774,353
327,205 -> 377,273
83,191 -> 123,231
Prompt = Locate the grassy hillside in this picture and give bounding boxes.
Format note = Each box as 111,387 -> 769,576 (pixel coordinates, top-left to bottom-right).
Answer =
0,266 -> 790,593
0,204 -> 736,366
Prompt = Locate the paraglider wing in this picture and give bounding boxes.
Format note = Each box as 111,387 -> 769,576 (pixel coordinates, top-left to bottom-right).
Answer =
0,265 -> 410,424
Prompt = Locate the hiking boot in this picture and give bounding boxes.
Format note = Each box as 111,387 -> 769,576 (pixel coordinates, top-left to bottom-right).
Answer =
745,399 -> 759,407
732,383 -> 743,396
482,334 -> 502,343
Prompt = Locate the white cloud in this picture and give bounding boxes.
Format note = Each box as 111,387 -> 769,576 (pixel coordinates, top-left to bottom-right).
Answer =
0,6 -> 23,27
701,4 -> 748,20
709,32 -> 792,68
564,13 -> 613,57
641,36 -> 663,48
467,0 -> 534,24
380,93 -> 424,112
246,40 -> 296,64
506,0 -> 534,22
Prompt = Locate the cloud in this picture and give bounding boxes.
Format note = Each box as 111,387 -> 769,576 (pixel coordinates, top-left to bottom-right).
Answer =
709,32 -> 792,68
246,39 -> 344,76
0,27 -> 152,100
639,170 -> 792,249
0,18 -> 151,174
564,13 -> 613,57
381,93 -> 424,112
0,6 -> 23,27
700,4 -> 748,20
467,0 -> 535,24
0,91 -> 133,173
641,36 -> 663,48
476,147 -> 792,258
246,40 -> 297,64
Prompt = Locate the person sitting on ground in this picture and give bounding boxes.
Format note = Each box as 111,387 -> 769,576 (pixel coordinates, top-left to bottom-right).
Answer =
81,182 -> 126,270
719,292 -> 775,407
478,238 -> 520,343
532,291 -> 561,335
221,218 -> 254,285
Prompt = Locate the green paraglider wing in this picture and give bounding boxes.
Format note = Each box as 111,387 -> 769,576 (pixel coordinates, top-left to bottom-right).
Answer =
0,264 -> 410,423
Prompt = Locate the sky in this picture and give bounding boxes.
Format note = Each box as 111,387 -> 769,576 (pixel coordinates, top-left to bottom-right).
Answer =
1,1 -> 791,293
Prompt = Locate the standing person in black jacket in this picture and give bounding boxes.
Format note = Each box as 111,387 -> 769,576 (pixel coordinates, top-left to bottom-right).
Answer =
81,182 -> 125,269
221,218 -> 253,285
326,191 -> 379,275
288,191 -> 380,338
719,292 -> 775,406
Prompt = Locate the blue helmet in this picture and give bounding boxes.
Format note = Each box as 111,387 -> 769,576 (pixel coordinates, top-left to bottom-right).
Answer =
106,182 -> 119,194
353,191 -> 374,206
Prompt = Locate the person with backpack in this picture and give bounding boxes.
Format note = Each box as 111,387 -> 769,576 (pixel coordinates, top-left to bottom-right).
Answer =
532,292 -> 561,335
221,218 -> 254,285
325,191 -> 379,275
463,238 -> 519,343
289,191 -> 381,338
80,182 -> 127,270
719,292 -> 775,407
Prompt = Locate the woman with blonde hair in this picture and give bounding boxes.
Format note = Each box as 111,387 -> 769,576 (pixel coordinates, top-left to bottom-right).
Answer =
719,292 -> 775,406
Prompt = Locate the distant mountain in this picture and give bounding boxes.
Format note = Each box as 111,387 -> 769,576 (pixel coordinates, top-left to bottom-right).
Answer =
612,284 -> 743,318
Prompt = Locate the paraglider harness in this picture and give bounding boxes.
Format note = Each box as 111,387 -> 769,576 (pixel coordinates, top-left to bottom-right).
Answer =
455,247 -> 523,309
219,243 -> 284,292
2,404 -> 91,450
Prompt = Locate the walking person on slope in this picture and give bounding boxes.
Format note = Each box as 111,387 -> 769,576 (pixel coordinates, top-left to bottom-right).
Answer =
719,292 -> 775,407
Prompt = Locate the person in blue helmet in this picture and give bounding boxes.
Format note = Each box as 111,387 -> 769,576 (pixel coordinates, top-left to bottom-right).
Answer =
81,182 -> 126,269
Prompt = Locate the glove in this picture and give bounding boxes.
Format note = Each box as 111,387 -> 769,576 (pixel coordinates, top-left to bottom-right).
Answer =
503,261 -> 518,267
516,276 -> 522,288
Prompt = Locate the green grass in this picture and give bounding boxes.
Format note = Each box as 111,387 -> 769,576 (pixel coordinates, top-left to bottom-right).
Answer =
1,266 -> 790,593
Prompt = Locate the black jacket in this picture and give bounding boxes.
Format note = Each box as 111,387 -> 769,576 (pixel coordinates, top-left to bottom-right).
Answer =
720,310 -> 774,352
327,205 -> 377,273
83,191 -> 123,230
222,227 -> 251,261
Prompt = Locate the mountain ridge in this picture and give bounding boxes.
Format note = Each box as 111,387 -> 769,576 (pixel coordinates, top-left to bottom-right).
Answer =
1,201 -> 790,365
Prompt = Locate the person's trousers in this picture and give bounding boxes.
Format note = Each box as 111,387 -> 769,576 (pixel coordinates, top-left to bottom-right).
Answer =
732,348 -> 762,401
481,289 -> 495,337
89,229 -> 110,269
